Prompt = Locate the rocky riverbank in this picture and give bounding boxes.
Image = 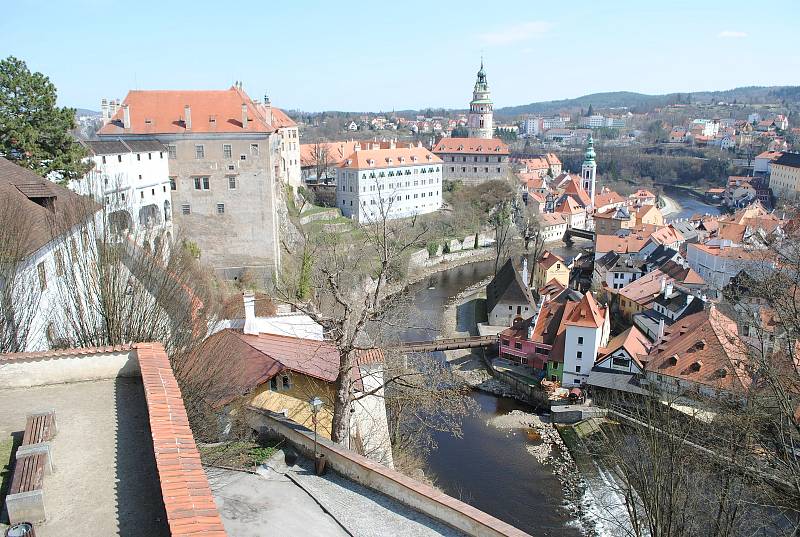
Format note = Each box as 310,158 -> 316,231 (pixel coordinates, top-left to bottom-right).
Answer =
488,410 -> 598,536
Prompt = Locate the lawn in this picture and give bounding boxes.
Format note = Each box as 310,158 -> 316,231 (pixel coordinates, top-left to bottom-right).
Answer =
0,434 -> 16,531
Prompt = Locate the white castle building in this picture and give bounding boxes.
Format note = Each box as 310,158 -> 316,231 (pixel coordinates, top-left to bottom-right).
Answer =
336,141 -> 443,223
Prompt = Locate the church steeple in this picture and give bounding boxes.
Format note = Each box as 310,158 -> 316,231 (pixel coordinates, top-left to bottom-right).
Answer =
581,135 -> 597,207
467,58 -> 494,139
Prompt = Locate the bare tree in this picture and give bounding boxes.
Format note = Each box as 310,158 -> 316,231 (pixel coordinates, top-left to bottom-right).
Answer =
312,142 -> 331,184
490,200 -> 515,276
276,185 -> 475,448
0,196 -> 43,352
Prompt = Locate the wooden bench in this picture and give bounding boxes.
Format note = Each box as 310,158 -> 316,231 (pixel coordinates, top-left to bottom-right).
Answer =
5,453 -> 47,524
22,412 -> 57,446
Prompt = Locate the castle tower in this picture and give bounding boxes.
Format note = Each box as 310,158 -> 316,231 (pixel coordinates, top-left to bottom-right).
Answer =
466,59 -> 493,139
581,134 -> 597,206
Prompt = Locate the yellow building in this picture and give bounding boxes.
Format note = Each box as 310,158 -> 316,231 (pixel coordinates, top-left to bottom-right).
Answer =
635,204 -> 664,227
533,250 -> 570,291
186,329 -> 384,441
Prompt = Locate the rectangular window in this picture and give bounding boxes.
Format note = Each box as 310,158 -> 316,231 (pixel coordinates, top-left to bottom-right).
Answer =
223,144 -> 232,158
282,375 -> 291,389
181,204 -> 191,215
55,250 -> 65,277
136,153 -> 141,161
170,177 -> 176,190
577,351 -> 583,359
270,378 -> 278,391
240,154 -> 247,161
577,336 -> 584,344
501,339 -> 509,346
194,145 -> 204,159
250,143 -> 260,156
37,262 -> 47,290
217,203 -> 225,214
612,356 -> 631,368
228,176 -> 236,189
514,342 -> 522,350
575,365 -> 582,373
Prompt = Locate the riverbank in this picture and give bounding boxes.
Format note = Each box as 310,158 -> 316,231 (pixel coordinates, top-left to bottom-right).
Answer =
659,192 -> 681,217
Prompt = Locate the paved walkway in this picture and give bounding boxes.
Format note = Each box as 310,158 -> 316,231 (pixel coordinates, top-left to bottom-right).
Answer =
207,452 -> 466,537
284,459 -> 465,537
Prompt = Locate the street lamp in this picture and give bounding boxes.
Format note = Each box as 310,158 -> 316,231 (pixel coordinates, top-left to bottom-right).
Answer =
309,396 -> 324,464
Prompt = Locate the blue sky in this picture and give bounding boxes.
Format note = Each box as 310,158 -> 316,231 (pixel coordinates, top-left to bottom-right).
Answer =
3,0 -> 799,112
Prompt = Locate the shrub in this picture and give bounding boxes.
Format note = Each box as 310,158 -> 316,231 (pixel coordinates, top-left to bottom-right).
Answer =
426,241 -> 439,257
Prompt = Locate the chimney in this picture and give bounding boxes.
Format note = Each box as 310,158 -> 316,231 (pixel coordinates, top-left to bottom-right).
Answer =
101,99 -> 109,124
243,292 -> 257,335
657,318 -> 666,341
389,138 -> 396,149
184,105 -> 192,130
664,280 -> 673,298
659,276 -> 666,294
527,323 -> 534,340
122,104 -> 131,129
242,103 -> 248,129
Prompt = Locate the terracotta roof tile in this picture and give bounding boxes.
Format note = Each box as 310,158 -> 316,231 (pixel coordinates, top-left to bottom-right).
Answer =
135,342 -> 228,537
432,137 -> 510,155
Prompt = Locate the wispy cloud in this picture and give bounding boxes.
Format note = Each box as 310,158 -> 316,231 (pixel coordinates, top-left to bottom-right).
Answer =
479,21 -> 551,45
718,30 -> 748,38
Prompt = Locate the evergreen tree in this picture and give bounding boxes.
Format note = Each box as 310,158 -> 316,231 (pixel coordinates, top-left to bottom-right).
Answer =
0,56 -> 89,183
586,104 -> 594,117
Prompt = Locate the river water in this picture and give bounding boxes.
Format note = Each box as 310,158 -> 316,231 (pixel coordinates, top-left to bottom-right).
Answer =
394,190 -> 720,535
400,260 -> 582,536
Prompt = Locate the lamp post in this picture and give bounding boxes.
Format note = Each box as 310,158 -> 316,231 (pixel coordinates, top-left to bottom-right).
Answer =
309,396 -> 323,463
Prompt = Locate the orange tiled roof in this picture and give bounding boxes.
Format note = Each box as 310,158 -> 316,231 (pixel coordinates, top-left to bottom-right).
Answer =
595,233 -> 650,255
136,342 -> 228,537
538,250 -> 565,270
432,137 -> 510,155
594,190 -> 627,208
644,307 -> 751,392
563,176 -> 592,207
98,86 -> 276,135
540,212 -> 566,226
619,269 -> 669,306
556,195 -> 584,215
563,292 -> 606,329
340,146 -> 442,169
598,326 -> 651,367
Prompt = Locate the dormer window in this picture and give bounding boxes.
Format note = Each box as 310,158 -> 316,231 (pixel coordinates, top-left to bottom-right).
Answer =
209,115 -> 216,125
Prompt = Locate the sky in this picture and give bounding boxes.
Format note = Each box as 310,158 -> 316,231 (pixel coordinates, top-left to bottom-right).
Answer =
3,0 -> 799,112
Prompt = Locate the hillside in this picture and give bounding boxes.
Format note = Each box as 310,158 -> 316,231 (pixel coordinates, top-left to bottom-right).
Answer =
494,86 -> 800,117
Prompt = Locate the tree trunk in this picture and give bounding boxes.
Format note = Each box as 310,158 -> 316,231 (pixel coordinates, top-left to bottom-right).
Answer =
330,352 -> 355,444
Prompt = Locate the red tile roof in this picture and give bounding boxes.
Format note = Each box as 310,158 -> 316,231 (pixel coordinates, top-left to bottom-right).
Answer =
340,146 -> 442,170
594,190 -> 627,209
563,292 -> 607,329
432,137 -> 510,155
595,233 -> 649,255
540,212 -> 566,227
537,250 -> 565,270
619,269 -> 669,306
556,195 -> 584,215
562,176 -> 591,207
98,86 -> 277,135
598,326 -> 651,367
644,307 -> 750,392
136,342 -> 228,537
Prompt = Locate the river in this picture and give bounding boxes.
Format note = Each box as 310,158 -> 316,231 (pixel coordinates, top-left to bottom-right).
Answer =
400,260 -> 582,536
662,186 -> 721,221
393,190 -> 720,535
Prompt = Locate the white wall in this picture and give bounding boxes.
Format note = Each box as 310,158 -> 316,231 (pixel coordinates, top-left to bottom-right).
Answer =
0,349 -> 140,387
337,163 -> 442,223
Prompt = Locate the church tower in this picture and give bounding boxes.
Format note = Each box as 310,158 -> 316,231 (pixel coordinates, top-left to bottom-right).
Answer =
467,59 -> 493,139
581,134 -> 597,206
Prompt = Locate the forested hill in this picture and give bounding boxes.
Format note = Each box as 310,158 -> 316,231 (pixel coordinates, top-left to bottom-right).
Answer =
495,86 -> 800,117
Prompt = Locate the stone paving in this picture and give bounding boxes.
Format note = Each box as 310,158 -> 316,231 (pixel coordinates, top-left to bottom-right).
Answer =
283,458 -> 466,537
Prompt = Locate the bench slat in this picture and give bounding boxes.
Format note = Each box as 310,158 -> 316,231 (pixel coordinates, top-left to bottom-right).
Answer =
22,413 -> 55,445
8,454 -> 45,495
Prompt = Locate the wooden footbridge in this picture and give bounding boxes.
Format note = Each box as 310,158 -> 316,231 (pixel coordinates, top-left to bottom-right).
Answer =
398,335 -> 498,353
